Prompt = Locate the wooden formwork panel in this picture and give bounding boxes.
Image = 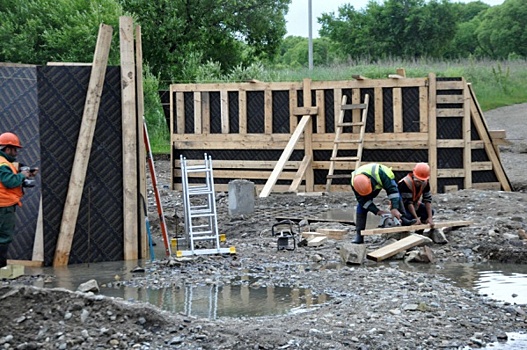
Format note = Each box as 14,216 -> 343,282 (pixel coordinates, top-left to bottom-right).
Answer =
169,74 -> 511,194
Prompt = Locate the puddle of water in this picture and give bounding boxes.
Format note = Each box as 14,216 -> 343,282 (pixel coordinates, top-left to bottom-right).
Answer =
483,332 -> 527,349
24,261 -> 329,319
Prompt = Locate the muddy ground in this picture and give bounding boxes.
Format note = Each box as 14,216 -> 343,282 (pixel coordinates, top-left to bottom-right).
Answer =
1,104 -> 527,349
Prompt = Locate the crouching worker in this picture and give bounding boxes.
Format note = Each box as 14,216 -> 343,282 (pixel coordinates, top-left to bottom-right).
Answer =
351,163 -> 403,244
398,162 -> 434,226
0,132 -> 38,268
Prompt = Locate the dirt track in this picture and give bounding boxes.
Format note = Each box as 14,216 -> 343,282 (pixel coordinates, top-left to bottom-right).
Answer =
1,104 -> 526,349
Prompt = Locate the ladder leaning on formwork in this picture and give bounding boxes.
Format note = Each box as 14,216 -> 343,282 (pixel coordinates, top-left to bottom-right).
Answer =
325,94 -> 370,192
178,153 -> 235,257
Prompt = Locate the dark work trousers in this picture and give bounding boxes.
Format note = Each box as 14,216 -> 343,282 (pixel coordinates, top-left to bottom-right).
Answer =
0,205 -> 17,267
401,203 -> 434,222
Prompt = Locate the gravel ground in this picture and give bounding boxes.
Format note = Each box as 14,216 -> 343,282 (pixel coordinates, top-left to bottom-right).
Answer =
1,104 -> 527,349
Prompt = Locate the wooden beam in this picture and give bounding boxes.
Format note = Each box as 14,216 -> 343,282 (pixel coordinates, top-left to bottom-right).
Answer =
119,16 -> 139,261
361,220 -> 472,236
288,155 -> 312,192
367,234 -> 426,262
292,106 -> 318,115
428,73 -> 438,194
463,81 -> 472,189
303,78 -> 314,192
53,23 -> 113,266
259,115 -> 311,197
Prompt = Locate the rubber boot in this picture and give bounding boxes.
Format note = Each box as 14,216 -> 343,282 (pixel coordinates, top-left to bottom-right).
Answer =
0,244 -> 8,268
352,212 -> 367,244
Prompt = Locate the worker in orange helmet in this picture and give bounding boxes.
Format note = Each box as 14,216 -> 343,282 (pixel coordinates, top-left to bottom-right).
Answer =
398,162 -> 434,226
0,132 -> 39,268
350,163 -> 404,244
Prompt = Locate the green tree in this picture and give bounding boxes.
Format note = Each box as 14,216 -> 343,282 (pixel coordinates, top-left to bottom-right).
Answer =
475,0 -> 527,58
0,0 -> 123,64
118,0 -> 290,83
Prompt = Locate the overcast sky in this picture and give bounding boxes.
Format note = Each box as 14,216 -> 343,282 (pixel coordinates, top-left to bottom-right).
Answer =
286,0 -> 506,38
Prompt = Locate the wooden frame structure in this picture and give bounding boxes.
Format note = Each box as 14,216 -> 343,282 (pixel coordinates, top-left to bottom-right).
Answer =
169,73 -> 511,194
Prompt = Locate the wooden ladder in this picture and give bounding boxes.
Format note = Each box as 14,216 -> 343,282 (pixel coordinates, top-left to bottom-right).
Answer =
325,94 -> 370,192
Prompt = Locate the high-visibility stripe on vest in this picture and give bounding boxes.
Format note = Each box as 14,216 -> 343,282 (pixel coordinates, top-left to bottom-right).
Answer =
0,156 -> 23,207
399,173 -> 426,205
352,163 -> 395,191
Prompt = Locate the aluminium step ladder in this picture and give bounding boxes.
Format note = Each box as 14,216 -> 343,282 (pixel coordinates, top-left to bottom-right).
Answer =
178,153 -> 235,257
325,94 -> 370,192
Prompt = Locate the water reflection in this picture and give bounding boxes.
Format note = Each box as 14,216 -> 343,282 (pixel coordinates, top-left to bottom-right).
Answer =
395,261 -> 527,305
25,261 -> 329,319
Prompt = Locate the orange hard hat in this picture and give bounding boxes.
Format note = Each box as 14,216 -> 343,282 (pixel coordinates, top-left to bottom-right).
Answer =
353,174 -> 372,196
0,132 -> 22,148
413,162 -> 430,181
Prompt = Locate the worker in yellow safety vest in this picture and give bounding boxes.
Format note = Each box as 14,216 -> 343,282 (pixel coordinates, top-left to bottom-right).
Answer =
351,163 -> 404,244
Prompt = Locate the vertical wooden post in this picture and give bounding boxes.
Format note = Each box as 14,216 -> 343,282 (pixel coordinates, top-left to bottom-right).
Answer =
302,78 -> 314,192
374,87 -> 383,133
463,80 -> 472,189
220,90 -> 229,133
135,24 -> 147,259
239,90 -> 247,134
264,89 -> 273,134
120,16 -> 138,260
53,24 -> 113,266
428,73 -> 438,194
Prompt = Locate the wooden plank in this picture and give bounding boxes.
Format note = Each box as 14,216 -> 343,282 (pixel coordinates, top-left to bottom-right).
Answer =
31,196 -> 44,262
239,89 -> 247,134
334,88 -> 342,134
53,23 -> 113,267
361,220 -> 472,236
374,87 -> 383,133
463,82 -> 472,189
307,236 -> 327,247
119,17 -> 138,261
468,86 -> 511,191
419,86 -> 428,133
135,24 -> 148,260
292,106 -> 318,115
315,228 -> 347,240
436,108 -> 465,117
264,89 -> 272,134
428,73 -> 438,194
351,90 -> 361,134
472,182 -> 502,190
6,260 -> 43,267
301,232 -> 326,239
303,78 -> 314,192
436,81 -> 464,90
221,90 -> 229,133
316,90 -> 325,133
393,87 -> 403,133
367,234 -> 426,262
471,161 -> 493,171
289,88 -> 298,131
437,169 -> 465,177
201,92 -> 210,134
437,95 -> 464,104
289,155 -> 312,192
259,115 -> 311,197
175,91 -> 184,134
193,91 -> 202,134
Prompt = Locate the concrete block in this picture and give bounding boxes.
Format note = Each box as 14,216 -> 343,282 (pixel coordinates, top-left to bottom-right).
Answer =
228,179 -> 255,216
0,264 -> 25,279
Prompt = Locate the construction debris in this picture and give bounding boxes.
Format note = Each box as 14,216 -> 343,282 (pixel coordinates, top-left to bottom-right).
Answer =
367,234 -> 432,262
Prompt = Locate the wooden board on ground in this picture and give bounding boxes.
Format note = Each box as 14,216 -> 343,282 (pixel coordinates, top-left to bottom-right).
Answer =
315,228 -> 347,240
307,236 -> 327,247
367,234 -> 427,262
361,220 -> 472,236
301,232 -> 326,240
0,264 -> 25,279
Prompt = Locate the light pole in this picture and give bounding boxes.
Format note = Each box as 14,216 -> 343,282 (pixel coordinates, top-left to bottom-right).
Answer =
308,0 -> 313,70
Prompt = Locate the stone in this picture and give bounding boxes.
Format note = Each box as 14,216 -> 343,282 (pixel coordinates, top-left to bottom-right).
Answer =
228,179 -> 255,216
339,242 -> 367,265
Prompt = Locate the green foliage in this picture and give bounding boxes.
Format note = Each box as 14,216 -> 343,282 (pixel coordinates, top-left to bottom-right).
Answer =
118,0 -> 291,83
0,0 -> 123,64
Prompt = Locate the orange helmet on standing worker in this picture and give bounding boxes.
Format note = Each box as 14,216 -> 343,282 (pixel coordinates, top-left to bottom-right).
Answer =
353,174 -> 373,196
0,132 -> 22,148
413,162 -> 430,181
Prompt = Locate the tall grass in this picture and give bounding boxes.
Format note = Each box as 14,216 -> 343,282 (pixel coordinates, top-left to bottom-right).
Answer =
147,58 -> 527,154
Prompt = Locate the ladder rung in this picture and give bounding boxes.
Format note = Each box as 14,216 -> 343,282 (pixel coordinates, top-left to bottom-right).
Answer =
337,122 -> 364,127
341,103 -> 367,110
190,230 -> 214,235
191,236 -> 218,241
190,212 -> 216,218
330,156 -> 359,161
327,174 -> 352,179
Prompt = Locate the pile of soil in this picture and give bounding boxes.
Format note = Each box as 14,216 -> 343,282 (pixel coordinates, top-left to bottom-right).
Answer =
1,104 -> 526,349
